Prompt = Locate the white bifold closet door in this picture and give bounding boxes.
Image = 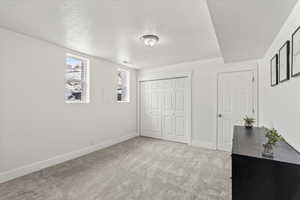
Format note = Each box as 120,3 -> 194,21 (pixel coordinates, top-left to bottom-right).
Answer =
140,77 -> 188,143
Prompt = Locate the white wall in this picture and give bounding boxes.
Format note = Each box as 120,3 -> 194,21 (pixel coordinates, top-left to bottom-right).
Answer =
0,28 -> 137,182
139,58 -> 258,149
259,0 -> 300,152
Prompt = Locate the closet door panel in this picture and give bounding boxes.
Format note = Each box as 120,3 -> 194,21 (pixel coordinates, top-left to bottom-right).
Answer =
141,81 -> 162,138
141,78 -> 188,143
140,82 -> 151,131
162,80 -> 175,137
175,116 -> 185,136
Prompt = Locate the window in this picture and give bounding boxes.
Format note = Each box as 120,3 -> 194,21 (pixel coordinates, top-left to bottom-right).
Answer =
65,54 -> 89,103
117,69 -> 130,102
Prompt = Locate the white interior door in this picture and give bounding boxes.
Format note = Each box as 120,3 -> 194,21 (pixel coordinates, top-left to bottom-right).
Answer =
217,70 -> 257,151
140,78 -> 188,143
140,81 -> 162,138
161,78 -> 188,143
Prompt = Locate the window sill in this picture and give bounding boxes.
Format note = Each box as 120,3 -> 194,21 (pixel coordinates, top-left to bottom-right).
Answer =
65,101 -> 89,104
117,101 -> 130,103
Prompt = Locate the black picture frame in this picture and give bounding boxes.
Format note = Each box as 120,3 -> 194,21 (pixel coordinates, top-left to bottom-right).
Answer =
292,26 -> 300,77
279,40 -> 290,82
271,54 -> 278,87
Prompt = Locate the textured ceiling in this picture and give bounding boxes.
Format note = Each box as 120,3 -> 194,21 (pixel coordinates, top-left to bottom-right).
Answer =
0,0 -> 222,68
0,0 -> 298,67
206,0 -> 299,63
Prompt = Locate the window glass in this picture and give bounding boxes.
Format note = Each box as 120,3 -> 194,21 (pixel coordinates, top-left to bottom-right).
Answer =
117,69 -> 130,102
65,54 -> 89,103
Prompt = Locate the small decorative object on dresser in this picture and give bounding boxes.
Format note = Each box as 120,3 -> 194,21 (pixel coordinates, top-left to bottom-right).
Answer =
270,54 -> 279,86
279,41 -> 290,82
292,26 -> 300,77
262,127 -> 285,158
243,116 -> 255,129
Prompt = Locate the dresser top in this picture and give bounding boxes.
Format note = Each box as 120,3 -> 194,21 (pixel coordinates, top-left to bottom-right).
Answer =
232,126 -> 300,165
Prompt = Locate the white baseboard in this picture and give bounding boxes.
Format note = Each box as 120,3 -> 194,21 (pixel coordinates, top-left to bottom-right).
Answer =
0,132 -> 138,184
191,140 -> 216,150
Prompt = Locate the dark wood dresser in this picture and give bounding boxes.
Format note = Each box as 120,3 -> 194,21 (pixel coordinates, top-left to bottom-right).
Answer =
232,126 -> 300,200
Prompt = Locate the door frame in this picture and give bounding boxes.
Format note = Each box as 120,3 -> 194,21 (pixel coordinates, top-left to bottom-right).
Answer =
216,66 -> 259,151
138,71 -> 192,145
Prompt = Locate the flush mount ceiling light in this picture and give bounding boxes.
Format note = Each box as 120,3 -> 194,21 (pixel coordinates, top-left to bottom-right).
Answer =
140,34 -> 159,47
121,60 -> 132,66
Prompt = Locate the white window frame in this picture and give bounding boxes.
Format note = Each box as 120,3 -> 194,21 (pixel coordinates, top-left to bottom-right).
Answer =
117,68 -> 130,103
65,53 -> 90,104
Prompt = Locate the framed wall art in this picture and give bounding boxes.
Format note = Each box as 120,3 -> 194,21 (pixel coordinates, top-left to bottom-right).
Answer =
271,54 -> 278,87
292,26 -> 300,77
279,41 -> 290,82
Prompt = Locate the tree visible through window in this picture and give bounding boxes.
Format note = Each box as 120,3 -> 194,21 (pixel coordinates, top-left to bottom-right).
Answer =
65,54 -> 89,103
117,69 -> 130,102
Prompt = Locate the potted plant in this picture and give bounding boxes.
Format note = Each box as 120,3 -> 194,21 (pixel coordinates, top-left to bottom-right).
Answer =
262,127 -> 284,158
243,116 -> 255,129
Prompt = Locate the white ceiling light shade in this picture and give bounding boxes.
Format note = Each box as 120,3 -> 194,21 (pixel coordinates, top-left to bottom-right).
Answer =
140,34 -> 160,47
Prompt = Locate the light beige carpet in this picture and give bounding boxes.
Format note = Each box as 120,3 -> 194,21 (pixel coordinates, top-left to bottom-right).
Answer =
0,137 -> 231,200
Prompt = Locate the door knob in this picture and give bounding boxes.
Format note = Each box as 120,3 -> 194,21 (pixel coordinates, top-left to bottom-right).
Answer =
218,114 -> 222,118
